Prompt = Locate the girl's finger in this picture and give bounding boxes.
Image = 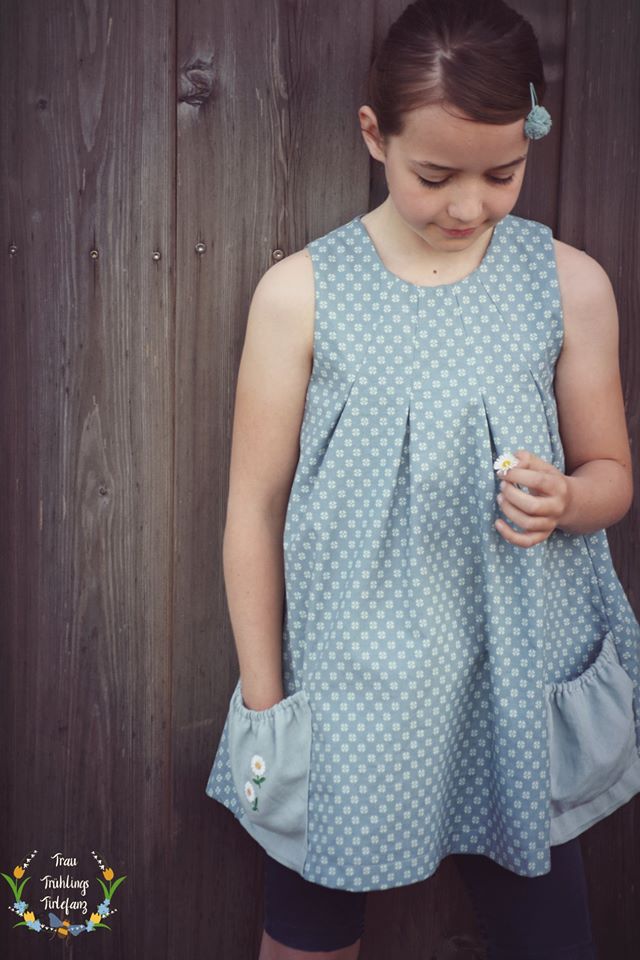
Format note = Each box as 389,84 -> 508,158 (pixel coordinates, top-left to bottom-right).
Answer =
500,470 -> 556,502
494,516 -> 550,548
496,492 -> 555,533
513,449 -> 556,473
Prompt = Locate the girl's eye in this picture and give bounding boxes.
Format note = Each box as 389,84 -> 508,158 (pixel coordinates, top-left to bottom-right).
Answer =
416,174 -> 516,189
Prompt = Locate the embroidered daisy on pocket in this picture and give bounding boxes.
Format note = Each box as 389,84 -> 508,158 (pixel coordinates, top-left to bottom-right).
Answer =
251,754 -> 266,784
244,754 -> 267,811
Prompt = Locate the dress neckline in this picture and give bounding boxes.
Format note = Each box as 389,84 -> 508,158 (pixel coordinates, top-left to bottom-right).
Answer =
353,213 -> 505,292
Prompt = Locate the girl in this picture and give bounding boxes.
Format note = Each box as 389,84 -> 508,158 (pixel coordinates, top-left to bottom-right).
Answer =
205,1 -> 640,957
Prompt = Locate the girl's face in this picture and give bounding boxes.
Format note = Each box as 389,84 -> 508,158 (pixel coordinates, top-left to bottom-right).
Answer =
359,101 -> 530,251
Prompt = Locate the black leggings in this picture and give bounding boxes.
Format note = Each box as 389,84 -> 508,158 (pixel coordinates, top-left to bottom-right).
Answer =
263,838 -> 598,958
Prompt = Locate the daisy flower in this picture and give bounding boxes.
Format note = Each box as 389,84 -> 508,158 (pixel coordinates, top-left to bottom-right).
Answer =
251,755 -> 266,778
493,452 -> 520,476
244,780 -> 260,811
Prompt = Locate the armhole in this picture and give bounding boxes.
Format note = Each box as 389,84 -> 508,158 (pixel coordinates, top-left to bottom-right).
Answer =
303,242 -> 319,383
545,226 -> 566,367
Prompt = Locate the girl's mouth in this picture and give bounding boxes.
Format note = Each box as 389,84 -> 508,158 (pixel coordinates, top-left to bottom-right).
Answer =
441,225 -> 478,237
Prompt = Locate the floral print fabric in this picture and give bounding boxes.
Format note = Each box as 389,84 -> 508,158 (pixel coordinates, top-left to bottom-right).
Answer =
206,213 -> 640,892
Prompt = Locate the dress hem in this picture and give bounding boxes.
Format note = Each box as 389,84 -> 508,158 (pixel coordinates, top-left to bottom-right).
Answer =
206,764 -> 640,891
203,784 -> 593,892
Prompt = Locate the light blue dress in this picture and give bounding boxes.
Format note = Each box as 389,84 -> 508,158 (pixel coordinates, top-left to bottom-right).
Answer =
205,212 -> 640,892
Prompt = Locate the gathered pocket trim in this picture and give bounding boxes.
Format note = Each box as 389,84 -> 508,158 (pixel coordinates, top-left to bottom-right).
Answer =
227,678 -> 313,874
546,630 -> 640,843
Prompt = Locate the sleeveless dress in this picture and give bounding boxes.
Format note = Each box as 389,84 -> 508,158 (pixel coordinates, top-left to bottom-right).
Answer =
205,212 -> 640,892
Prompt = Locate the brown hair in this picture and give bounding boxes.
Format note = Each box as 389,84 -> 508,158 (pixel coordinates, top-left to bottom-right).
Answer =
366,0 -> 547,140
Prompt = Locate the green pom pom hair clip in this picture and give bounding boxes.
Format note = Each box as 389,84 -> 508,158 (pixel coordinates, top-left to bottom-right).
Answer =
524,81 -> 552,139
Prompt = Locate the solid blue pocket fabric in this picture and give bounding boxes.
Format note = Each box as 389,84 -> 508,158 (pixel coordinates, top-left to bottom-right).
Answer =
227,679 -> 313,874
546,630 -> 640,843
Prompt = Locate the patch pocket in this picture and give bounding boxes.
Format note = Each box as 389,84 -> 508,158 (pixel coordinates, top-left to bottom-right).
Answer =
545,630 -> 638,816
227,678 -> 312,873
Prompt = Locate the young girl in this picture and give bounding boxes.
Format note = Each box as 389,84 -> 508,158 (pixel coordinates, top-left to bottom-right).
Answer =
205,1 -> 640,957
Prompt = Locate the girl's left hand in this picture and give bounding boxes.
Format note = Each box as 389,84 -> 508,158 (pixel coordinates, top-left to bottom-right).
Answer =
495,449 -> 572,547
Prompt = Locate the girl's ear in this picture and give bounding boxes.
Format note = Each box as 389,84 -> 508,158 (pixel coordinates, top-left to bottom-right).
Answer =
358,105 -> 388,164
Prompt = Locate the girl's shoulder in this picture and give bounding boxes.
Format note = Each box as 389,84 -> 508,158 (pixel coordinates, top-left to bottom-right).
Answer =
550,234 -> 617,327
251,246 -> 315,362
258,245 -> 315,315
257,244 -> 315,299
507,214 -> 611,293
509,214 -> 611,297
505,214 -> 617,350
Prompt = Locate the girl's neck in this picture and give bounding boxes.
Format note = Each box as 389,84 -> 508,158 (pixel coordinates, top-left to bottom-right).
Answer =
361,198 -> 496,287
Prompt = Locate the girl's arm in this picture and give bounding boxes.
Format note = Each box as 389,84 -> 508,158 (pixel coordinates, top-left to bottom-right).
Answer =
222,250 -> 315,711
552,244 -> 634,535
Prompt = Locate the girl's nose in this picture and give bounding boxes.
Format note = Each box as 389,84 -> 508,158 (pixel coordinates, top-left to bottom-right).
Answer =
447,198 -> 483,223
